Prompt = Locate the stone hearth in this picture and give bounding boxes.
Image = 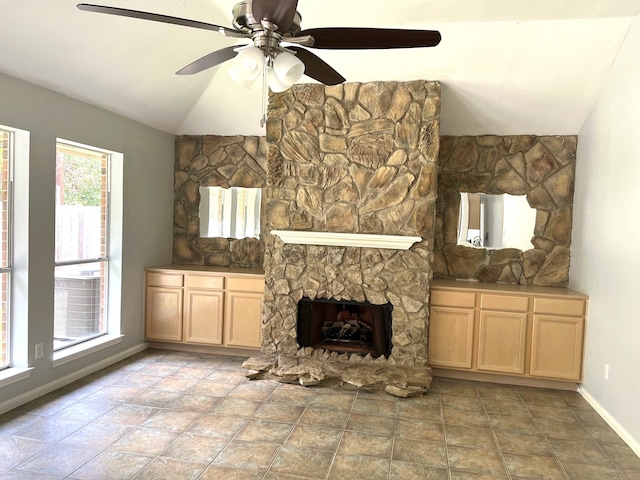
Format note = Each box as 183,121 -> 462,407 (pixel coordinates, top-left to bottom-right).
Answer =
243,81 -> 440,395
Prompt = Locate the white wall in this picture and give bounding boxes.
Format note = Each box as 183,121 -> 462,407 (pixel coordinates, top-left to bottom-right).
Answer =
571,16 -> 640,451
0,72 -> 174,404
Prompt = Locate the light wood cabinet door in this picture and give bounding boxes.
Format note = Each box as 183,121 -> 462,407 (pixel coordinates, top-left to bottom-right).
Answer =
224,291 -> 263,348
428,306 -> 475,369
530,314 -> 584,381
145,287 -> 183,341
477,311 -> 527,374
184,289 -> 224,345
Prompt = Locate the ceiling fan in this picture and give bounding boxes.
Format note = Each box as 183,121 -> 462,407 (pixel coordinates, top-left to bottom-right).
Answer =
77,1 -> 441,88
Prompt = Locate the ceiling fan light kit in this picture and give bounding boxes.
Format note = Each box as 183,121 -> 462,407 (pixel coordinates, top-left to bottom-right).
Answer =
77,0 -> 441,123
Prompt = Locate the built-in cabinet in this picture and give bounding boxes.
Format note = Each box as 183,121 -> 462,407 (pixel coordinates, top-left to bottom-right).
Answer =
145,266 -> 264,350
429,280 -> 588,383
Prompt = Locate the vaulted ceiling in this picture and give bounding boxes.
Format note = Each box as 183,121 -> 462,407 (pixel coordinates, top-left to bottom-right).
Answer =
2,1 -> 640,136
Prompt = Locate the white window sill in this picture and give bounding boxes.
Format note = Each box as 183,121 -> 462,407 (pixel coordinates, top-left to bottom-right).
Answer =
0,367 -> 34,388
53,334 -> 125,368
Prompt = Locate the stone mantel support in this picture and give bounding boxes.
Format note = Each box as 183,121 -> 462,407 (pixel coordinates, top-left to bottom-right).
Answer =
270,230 -> 422,250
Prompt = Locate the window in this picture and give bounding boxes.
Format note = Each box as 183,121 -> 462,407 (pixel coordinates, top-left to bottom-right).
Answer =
54,141 -> 110,351
0,128 -> 13,369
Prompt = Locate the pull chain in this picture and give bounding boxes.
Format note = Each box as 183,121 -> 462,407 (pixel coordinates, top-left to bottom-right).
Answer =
260,57 -> 270,127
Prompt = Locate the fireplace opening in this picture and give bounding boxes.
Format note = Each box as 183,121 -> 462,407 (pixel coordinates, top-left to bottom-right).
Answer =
296,297 -> 392,358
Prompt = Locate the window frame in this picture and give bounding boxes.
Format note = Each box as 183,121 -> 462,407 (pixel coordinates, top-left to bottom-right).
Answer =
53,140 -> 111,352
0,127 -> 14,370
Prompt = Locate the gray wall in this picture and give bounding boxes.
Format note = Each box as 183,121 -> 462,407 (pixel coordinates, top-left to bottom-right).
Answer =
571,16 -> 640,452
0,72 -> 174,405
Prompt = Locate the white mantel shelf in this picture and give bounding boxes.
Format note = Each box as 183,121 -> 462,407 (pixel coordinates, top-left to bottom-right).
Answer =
270,230 -> 422,250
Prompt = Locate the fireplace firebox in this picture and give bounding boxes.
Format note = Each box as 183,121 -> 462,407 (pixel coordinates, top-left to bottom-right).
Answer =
296,297 -> 392,358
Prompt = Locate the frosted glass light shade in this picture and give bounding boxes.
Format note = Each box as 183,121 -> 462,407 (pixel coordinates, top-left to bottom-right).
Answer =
228,46 -> 264,88
273,51 -> 305,85
266,68 -> 290,93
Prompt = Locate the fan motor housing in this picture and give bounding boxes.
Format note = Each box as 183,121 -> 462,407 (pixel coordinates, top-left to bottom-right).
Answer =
232,0 -> 302,35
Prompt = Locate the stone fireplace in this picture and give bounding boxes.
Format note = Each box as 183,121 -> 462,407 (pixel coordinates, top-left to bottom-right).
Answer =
243,80 -> 440,395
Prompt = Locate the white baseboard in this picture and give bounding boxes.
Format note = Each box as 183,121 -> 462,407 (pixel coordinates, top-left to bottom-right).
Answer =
0,342 -> 148,415
579,386 -> 640,457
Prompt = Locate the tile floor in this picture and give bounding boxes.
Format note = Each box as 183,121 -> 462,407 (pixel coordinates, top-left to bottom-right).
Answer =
0,349 -> 639,479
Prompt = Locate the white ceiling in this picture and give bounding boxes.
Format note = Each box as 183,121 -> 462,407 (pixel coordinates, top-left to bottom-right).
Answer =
2,1 -> 640,136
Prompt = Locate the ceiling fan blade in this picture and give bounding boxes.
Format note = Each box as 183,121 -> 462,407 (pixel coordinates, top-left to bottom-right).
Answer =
288,47 -> 345,86
300,27 -> 441,49
176,46 -> 239,75
252,0 -> 298,32
77,3 -> 240,36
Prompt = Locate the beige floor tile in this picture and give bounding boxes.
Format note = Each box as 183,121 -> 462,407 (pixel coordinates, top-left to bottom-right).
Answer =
95,404 -> 159,426
445,424 -> 497,450
187,379 -> 236,397
0,436 -> 51,468
166,393 -> 221,412
547,437 -> 611,464
12,416 -> 87,443
269,444 -> 334,477
209,397 -> 263,417
493,430 -> 553,456
502,452 -> 566,479
338,431 -> 392,458
516,387 -> 566,406
253,403 -> 305,423
110,427 -> 179,455
351,397 -> 397,417
132,457 -> 205,480
0,412 -> 41,435
140,409 -> 202,432
534,417 -> 592,440
201,465 -> 265,480
235,419 -> 294,443
392,437 -> 448,468
54,398 -> 119,422
285,423 -> 343,450
447,445 -> 507,476
67,450 -> 152,480
227,382 -> 278,401
449,470 -> 508,479
395,417 -> 444,442
561,459 -> 626,479
308,391 -> 356,411
347,412 -> 395,436
59,422 -> 132,449
481,398 -> 530,417
527,404 -> 578,424
212,440 -> 281,470
443,406 -> 490,428
160,432 -> 228,464
298,406 -> 347,429
397,401 -> 442,421
0,469 -> 64,479
15,443 -> 100,476
267,387 -> 316,406
432,378 -> 479,396
440,394 -> 485,412
152,376 -> 200,392
389,461 -> 449,479
188,414 -> 248,438
127,389 -> 182,408
475,384 -> 520,402
488,412 -> 541,434
328,454 -> 390,480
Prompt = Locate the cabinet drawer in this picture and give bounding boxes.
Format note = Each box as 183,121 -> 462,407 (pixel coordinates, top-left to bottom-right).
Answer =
534,298 -> 584,316
481,294 -> 528,312
431,290 -> 475,308
185,274 -> 224,290
147,272 -> 183,287
228,276 -> 264,292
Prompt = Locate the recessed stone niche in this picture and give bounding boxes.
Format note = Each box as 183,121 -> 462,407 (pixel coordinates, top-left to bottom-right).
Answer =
434,135 -> 577,287
173,135 -> 267,268
244,81 -> 440,395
